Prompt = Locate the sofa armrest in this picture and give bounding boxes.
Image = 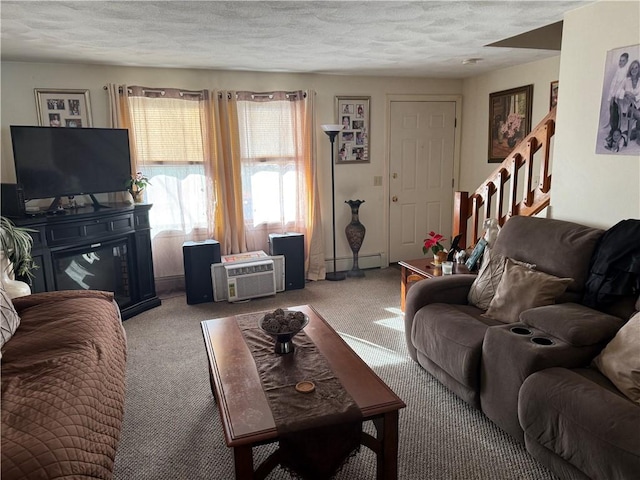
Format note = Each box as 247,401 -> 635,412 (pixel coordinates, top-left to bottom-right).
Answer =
520,303 -> 625,347
404,275 -> 476,361
519,367 -> 640,480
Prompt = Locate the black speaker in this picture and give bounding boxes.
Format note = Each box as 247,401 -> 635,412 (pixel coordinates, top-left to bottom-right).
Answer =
183,240 -> 221,304
268,233 -> 305,290
1,183 -> 25,217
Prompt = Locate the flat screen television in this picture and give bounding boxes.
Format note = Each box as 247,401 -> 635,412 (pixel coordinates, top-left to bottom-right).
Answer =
10,126 -> 132,209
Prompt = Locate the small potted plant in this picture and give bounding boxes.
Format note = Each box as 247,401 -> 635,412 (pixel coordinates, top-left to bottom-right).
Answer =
423,231 -> 448,265
1,216 -> 37,296
125,171 -> 151,203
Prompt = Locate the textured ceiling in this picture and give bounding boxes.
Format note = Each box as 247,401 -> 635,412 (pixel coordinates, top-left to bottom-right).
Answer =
1,1 -> 593,78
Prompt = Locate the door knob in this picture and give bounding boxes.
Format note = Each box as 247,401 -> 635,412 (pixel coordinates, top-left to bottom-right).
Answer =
392,196 -> 398,202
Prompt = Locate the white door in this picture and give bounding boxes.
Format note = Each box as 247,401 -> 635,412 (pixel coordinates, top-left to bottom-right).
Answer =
389,101 -> 456,262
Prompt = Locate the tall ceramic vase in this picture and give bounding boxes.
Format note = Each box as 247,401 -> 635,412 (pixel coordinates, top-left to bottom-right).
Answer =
345,199 -> 366,278
0,252 -> 30,299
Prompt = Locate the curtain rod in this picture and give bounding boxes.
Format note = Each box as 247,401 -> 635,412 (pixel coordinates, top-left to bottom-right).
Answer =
102,85 -> 204,96
103,85 -> 306,99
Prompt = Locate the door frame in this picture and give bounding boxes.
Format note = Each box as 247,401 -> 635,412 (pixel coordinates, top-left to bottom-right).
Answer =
384,94 -> 463,267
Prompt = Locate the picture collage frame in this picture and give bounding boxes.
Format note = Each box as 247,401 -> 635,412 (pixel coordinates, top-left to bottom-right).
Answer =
35,88 -> 93,128
335,96 -> 370,164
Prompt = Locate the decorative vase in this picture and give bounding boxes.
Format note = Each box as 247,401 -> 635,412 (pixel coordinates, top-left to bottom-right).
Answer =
130,190 -> 144,204
0,252 -> 30,299
344,199 -> 366,278
507,136 -> 517,148
434,250 -> 448,266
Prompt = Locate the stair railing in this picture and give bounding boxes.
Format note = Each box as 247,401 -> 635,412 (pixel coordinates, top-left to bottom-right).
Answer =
453,107 -> 556,248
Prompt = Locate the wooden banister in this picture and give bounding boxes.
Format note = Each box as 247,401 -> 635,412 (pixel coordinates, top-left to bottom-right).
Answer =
453,107 -> 556,248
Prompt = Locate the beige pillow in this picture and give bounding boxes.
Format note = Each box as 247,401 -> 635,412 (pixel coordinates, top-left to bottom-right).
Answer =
468,249 -> 538,310
0,285 -> 21,349
468,246 -> 505,310
593,312 -> 640,405
483,259 -> 572,324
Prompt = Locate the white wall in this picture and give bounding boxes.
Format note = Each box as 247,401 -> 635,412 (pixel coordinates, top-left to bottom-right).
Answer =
0,62 -> 462,266
552,0 -> 640,227
459,56 -> 561,193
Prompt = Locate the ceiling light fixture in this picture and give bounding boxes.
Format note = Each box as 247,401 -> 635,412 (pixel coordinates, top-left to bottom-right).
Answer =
462,58 -> 482,65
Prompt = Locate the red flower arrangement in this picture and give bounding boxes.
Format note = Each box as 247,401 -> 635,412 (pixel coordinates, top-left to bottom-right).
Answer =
423,231 -> 446,256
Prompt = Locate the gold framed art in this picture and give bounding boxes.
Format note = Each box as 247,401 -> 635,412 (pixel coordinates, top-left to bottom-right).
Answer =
488,85 -> 533,163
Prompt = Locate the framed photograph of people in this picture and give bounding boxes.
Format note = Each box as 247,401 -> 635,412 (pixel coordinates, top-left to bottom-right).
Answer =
488,85 -> 533,163
595,43 -> 640,155
335,96 -> 370,164
34,88 -> 93,128
550,81 -> 559,109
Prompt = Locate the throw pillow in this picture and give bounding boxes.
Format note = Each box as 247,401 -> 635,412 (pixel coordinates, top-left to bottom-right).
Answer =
483,259 -> 573,324
467,246 -> 505,310
0,284 -> 21,349
467,249 -> 538,311
593,312 -> 640,405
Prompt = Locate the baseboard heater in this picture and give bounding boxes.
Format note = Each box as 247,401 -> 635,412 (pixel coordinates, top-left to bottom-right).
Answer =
211,255 -> 285,302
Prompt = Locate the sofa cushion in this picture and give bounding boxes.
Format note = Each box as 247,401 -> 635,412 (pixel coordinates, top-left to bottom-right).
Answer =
0,285 -> 20,349
520,303 -> 624,346
484,259 -> 573,324
493,215 -> 603,293
519,367 -> 640,480
593,312 -> 640,405
412,303 -> 501,390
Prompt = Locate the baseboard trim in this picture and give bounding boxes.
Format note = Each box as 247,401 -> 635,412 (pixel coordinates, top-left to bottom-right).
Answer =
325,252 -> 386,273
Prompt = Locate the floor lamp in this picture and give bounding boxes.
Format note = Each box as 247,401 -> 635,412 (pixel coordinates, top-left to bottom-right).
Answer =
321,124 -> 346,281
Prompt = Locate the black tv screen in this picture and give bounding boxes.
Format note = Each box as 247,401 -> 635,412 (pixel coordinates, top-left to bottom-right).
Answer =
10,126 -> 132,200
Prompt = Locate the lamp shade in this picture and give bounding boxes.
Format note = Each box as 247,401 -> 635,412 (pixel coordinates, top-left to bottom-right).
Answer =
321,124 -> 344,133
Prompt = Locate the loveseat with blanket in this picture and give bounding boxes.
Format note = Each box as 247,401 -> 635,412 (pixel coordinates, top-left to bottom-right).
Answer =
1,289 -> 127,480
404,215 -> 640,480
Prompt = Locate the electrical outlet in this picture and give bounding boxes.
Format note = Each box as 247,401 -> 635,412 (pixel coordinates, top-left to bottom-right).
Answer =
373,176 -> 382,186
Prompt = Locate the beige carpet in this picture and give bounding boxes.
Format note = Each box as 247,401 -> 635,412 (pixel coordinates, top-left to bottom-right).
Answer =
114,266 -> 557,479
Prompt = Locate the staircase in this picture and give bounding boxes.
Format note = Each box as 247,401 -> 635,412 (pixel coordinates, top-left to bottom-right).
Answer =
453,107 -> 557,248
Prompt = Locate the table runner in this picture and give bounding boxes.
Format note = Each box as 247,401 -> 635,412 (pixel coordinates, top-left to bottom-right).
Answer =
236,311 -> 362,479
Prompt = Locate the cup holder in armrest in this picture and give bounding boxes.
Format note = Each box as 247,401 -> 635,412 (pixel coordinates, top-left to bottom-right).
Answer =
531,337 -> 554,346
510,327 -> 532,336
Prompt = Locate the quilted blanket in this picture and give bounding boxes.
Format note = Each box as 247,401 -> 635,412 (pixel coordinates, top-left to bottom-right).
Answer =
1,290 -> 127,480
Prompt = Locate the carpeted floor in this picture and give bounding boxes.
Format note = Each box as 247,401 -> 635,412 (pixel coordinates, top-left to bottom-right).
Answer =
114,266 -> 557,479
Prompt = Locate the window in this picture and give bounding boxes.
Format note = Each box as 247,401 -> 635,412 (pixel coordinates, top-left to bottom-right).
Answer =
237,98 -> 301,228
127,95 -> 208,238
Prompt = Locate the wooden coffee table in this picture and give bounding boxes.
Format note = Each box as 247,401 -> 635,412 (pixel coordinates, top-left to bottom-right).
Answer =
398,258 -> 474,311
201,304 -> 406,480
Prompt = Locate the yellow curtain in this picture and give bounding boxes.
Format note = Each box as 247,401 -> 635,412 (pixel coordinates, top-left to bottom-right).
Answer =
106,84 -> 138,173
206,91 -> 247,255
296,91 -> 326,280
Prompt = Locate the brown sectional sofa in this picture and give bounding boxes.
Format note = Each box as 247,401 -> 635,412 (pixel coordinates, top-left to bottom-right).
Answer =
1,290 -> 127,480
404,215 -> 640,479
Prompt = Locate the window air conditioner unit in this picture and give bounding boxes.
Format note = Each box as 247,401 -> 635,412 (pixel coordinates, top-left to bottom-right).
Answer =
211,256 -> 285,302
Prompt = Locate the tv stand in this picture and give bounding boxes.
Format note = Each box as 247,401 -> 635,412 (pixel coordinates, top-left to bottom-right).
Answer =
46,195 -> 112,213
89,194 -> 112,210
13,203 -> 160,320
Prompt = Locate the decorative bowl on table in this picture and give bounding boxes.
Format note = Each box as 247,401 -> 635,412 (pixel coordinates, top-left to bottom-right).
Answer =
259,308 -> 309,354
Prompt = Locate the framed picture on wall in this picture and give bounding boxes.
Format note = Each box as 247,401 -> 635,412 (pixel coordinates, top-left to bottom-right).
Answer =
34,88 -> 93,128
595,43 -> 640,155
487,84 -> 533,163
335,96 -> 370,164
550,81 -> 559,109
